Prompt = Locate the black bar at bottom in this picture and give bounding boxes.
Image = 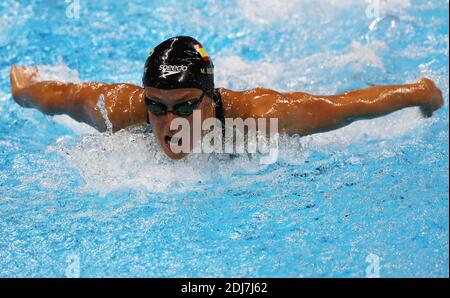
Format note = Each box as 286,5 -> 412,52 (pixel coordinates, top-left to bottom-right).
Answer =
0,278 -> 448,296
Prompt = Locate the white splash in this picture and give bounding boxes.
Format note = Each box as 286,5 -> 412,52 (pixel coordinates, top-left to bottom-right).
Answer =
326,0 -> 411,10
215,40 -> 387,92
35,63 -> 80,83
236,0 -> 303,25
95,94 -> 113,133
52,115 -> 98,135
50,128 -> 268,196
215,55 -> 284,90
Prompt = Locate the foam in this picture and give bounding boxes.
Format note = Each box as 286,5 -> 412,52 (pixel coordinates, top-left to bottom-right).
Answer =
236,0 -> 303,25
35,63 -> 81,83
214,55 -> 284,90
49,128 -> 268,196
52,115 -> 98,135
215,40 -> 387,93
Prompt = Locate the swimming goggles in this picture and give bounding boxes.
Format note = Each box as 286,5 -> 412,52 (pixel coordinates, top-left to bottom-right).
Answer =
144,91 -> 206,116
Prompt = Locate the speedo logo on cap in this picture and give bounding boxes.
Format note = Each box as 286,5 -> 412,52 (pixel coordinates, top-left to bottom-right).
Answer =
159,65 -> 188,78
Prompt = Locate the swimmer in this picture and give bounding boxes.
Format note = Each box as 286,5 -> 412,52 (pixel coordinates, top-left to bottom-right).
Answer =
10,36 -> 444,160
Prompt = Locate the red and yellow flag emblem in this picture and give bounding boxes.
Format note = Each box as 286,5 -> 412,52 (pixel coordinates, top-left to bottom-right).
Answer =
195,44 -> 210,62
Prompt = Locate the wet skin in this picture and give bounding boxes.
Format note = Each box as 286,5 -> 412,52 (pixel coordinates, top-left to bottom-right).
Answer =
10,65 -> 444,159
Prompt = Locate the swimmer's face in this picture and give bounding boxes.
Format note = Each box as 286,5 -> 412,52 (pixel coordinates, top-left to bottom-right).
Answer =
144,87 -> 214,160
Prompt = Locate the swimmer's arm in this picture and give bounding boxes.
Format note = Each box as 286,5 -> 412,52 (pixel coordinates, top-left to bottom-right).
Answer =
238,78 -> 444,136
10,66 -> 147,132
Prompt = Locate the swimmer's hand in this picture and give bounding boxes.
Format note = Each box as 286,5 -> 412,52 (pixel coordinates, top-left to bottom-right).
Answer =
417,78 -> 444,118
10,65 -> 40,107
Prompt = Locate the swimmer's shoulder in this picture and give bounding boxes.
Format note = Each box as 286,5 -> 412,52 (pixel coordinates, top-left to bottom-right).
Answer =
218,87 -> 283,119
217,87 -> 241,118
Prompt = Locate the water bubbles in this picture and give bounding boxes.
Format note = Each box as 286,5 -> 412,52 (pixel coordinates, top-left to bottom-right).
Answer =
95,94 -> 113,133
365,15 -> 402,45
35,64 -> 80,83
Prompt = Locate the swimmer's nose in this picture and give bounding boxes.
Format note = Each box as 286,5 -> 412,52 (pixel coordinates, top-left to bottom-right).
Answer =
161,112 -> 181,134
165,111 -> 177,123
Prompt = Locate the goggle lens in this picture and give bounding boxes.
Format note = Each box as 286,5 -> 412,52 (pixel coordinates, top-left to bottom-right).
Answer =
145,91 -> 206,117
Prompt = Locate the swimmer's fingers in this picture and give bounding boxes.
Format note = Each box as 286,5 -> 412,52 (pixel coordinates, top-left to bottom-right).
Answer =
10,65 -> 39,96
10,65 -> 42,108
418,78 -> 444,118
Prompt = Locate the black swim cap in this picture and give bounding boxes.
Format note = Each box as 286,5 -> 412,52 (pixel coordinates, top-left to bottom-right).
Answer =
143,36 -> 214,91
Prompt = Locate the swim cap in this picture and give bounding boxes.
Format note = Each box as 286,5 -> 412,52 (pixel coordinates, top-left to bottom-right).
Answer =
143,36 -> 214,91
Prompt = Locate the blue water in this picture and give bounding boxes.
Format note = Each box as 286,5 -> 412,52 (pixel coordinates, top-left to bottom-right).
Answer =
0,0 -> 448,277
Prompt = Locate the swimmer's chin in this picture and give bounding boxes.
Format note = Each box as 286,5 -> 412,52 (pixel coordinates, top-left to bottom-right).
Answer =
162,147 -> 189,160
168,152 -> 189,160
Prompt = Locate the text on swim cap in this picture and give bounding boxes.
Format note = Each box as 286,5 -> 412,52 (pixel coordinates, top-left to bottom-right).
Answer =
159,65 -> 188,72
200,67 -> 214,75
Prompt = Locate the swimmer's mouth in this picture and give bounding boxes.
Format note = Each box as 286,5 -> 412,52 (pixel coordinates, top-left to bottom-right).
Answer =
164,135 -> 182,147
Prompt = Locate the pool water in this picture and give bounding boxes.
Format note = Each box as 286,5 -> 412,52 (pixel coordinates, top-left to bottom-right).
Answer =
0,0 -> 448,277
